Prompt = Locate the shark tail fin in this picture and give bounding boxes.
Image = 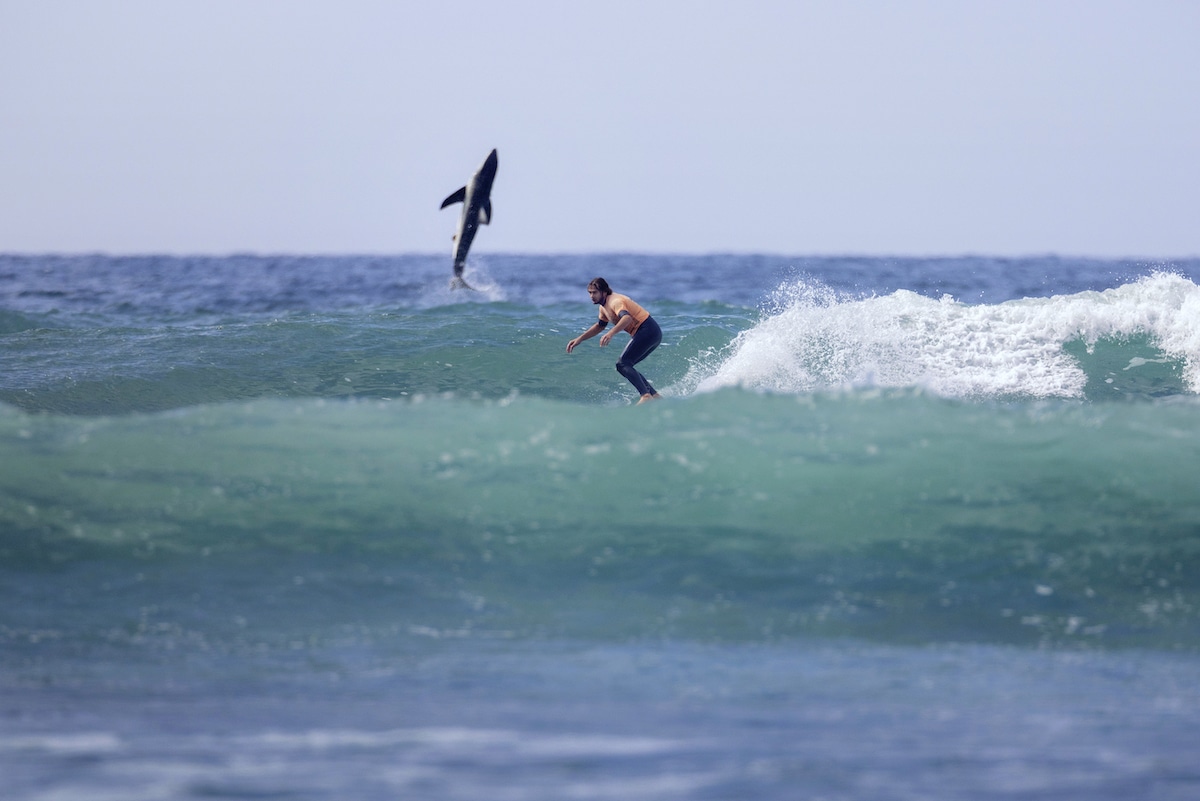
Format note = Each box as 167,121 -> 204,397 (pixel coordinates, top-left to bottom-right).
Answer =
440,187 -> 467,209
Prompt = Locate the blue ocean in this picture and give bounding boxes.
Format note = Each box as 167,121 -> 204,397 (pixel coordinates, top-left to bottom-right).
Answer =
3,252 -> 1199,799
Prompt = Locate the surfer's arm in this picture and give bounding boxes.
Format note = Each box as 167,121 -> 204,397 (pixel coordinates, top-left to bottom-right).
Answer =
567,321 -> 606,353
598,312 -> 634,347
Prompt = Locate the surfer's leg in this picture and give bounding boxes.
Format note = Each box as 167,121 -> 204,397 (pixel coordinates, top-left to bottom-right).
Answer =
615,317 -> 662,396
616,361 -> 654,396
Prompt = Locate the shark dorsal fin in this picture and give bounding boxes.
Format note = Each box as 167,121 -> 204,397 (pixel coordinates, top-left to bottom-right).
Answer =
478,200 -> 492,225
440,187 -> 467,209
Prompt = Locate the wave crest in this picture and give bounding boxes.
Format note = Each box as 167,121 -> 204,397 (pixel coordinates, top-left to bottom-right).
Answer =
684,272 -> 1200,400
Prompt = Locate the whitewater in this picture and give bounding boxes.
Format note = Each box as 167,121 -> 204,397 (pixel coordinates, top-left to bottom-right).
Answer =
2,253 -> 1199,799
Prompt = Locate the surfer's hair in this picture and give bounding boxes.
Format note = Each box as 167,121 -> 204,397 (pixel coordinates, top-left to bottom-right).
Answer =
588,277 -> 612,295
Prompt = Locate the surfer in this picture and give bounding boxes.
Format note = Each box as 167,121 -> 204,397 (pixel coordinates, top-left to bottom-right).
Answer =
566,277 -> 663,404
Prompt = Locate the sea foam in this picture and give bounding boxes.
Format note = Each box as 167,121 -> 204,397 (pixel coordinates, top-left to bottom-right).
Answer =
688,272 -> 1200,399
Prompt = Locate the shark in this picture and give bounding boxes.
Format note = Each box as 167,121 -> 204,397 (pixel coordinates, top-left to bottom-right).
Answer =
439,148 -> 498,290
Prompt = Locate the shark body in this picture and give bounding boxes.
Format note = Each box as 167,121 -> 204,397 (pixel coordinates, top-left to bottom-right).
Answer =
439,148 -> 498,290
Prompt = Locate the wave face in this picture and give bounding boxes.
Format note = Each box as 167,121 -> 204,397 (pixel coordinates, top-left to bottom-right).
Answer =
3,390 -> 1198,650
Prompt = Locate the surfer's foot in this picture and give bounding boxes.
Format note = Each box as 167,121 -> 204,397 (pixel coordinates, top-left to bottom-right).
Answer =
636,393 -> 661,405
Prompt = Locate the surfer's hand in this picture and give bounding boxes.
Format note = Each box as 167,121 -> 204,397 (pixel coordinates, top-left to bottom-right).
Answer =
599,332 -> 613,347
566,338 -> 578,354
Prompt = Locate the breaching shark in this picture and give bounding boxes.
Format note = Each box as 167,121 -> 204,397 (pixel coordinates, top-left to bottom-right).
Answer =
439,148 -> 498,290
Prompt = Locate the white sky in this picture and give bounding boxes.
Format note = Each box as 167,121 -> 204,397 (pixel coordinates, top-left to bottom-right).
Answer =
2,0 -> 1198,257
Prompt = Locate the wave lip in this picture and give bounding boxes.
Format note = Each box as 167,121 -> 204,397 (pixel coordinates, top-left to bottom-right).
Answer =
687,272 -> 1200,400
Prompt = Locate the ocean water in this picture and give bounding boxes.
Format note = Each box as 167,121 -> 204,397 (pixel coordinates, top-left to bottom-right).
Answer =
2,252 -> 1200,799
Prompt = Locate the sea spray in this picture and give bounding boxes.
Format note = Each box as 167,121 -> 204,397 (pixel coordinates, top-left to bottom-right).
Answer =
685,272 -> 1198,399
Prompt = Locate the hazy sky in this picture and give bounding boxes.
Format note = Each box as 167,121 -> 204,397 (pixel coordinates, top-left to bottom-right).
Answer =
2,0 -> 1197,257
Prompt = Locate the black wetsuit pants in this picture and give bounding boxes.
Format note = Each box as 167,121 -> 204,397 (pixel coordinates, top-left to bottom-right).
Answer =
615,316 -> 662,397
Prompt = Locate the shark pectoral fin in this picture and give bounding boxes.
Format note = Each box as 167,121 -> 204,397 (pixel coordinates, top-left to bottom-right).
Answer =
478,200 -> 492,225
440,187 -> 467,209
